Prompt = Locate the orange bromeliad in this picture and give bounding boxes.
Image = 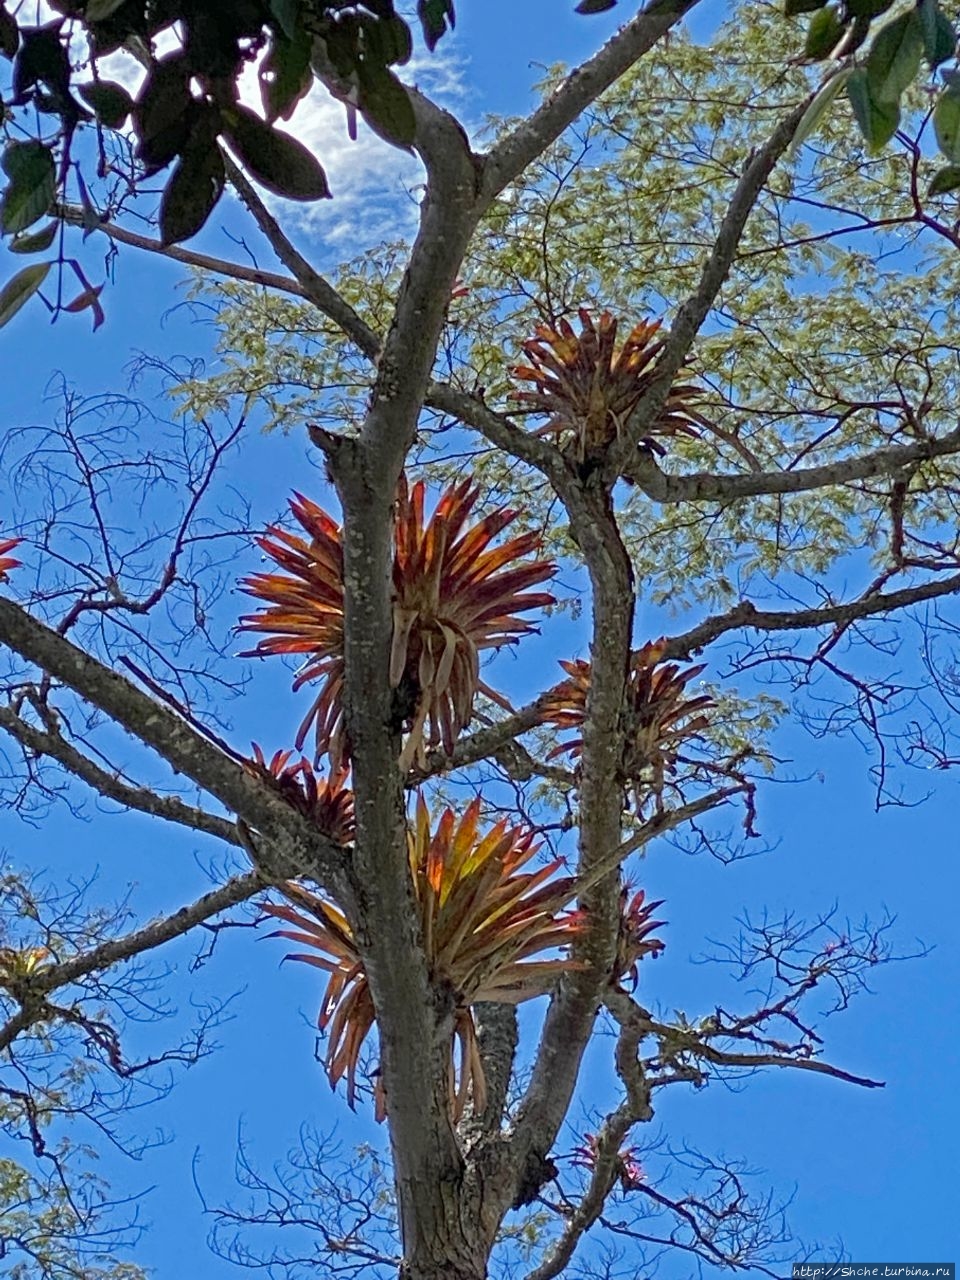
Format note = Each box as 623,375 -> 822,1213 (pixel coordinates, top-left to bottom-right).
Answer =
0,537 -> 22,582
239,476 -> 555,771
261,795 -> 585,1121
512,308 -> 707,461
541,639 -> 713,805
245,744 -> 355,846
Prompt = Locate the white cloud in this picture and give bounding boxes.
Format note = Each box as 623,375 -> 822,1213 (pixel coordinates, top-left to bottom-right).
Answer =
240,44 -> 471,254
95,27 -> 470,256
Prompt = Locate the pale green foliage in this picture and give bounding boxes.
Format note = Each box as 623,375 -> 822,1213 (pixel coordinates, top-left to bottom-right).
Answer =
0,1153 -> 146,1280
170,0 -> 960,799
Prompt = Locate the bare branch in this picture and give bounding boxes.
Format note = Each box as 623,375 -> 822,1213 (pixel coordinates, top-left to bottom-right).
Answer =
0,871 -> 264,1052
412,692 -> 556,781
223,158 -> 382,360
57,203 -> 312,301
0,597 -> 348,892
482,0 -> 703,200
0,704 -> 241,846
622,425 -> 960,502
661,573 -> 960,660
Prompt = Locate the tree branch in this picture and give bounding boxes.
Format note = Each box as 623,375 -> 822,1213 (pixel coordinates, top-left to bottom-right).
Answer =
0,871 -> 265,1053
661,573 -> 960,660
482,0 -> 703,200
605,992 -> 883,1090
621,425 -> 960,502
610,97 -> 811,477
412,692 -> 556,781
57,203 -> 313,301
0,597 -> 349,893
222,158 -> 383,360
0,704 -> 242,847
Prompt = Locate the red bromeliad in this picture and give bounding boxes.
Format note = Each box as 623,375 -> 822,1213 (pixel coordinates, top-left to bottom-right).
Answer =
0,537 -> 22,582
245,744 -> 355,845
571,1131 -> 646,1192
541,639 -> 713,805
512,309 -> 707,462
261,795 -> 585,1121
239,476 -> 555,770
613,886 -> 666,992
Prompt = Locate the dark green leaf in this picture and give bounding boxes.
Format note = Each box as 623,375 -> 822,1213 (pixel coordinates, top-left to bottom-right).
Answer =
357,62 -> 416,149
846,0 -> 894,16
804,4 -> 844,59
0,261 -> 51,329
847,65 -> 900,151
362,13 -> 413,66
785,0 -> 826,15
261,27 -> 312,122
9,221 -> 58,253
270,0 -> 300,39
0,141 -> 56,234
928,163 -> 960,194
575,0 -> 617,13
223,105 -> 330,200
135,57 -> 194,169
919,0 -> 956,67
934,84 -> 960,159
418,0 -> 454,51
85,0 -> 130,19
160,136 -> 226,245
13,22 -> 70,102
0,3 -> 19,59
78,80 -> 134,128
865,10 -> 923,103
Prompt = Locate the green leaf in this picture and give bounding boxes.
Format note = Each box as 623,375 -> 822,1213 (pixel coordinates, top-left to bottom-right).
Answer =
804,5 -> 844,59
418,0 -> 454,51
919,0 -> 956,67
934,84 -> 960,159
0,261 -> 51,329
785,0 -> 826,15
846,0 -> 894,16
357,62 -> 416,149
847,65 -> 900,151
363,13 -> 413,66
78,80 -> 134,128
269,0 -> 300,40
865,10 -> 924,104
260,27 -> 312,122
223,106 -> 330,200
134,58 -> 195,169
85,0 -> 129,19
13,22 -> 71,101
9,221 -> 58,253
160,137 -> 226,245
789,68 -> 852,155
0,3 -> 19,59
0,141 -> 56,234
927,163 -> 960,195
575,0 -> 617,13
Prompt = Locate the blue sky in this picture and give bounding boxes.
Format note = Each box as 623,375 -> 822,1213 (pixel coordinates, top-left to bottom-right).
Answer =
2,0 -> 959,1275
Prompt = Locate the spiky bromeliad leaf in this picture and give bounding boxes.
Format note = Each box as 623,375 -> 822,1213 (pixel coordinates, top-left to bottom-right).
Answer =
239,476 -> 555,770
0,536 -> 22,581
511,308 -> 708,462
261,795 -> 585,1120
542,639 -> 713,807
245,744 -> 355,844
614,886 -> 666,991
